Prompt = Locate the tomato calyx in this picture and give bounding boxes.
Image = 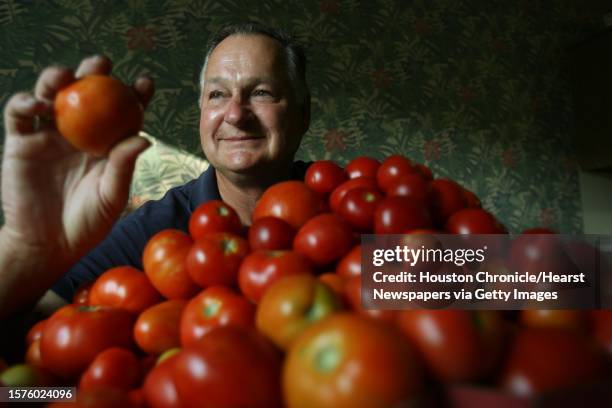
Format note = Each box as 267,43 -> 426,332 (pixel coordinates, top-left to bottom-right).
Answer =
203,300 -> 221,318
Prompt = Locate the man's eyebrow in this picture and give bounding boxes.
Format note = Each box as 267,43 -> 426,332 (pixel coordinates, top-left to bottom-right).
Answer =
204,76 -> 279,86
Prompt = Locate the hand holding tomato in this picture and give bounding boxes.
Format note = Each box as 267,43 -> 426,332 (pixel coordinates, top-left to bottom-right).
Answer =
0,55 -> 154,318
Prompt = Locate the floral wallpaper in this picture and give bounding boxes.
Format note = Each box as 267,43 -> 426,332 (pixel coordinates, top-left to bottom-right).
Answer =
0,0 -> 609,233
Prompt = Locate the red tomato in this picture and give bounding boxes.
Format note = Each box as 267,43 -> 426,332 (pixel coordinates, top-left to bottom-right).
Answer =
54,75 -> 143,156
26,319 -> 46,346
499,329 -> 608,397
248,216 -> 295,251
329,177 -> 379,214
284,313 -> 422,408
79,348 -> 140,392
590,310 -> 612,357
374,196 -> 432,234
318,273 -> 347,299
40,305 -> 134,378
521,310 -> 587,332
25,339 -> 43,367
336,245 -> 362,278
188,200 -> 242,240
238,250 -> 313,303
134,300 -> 187,354
253,181 -> 321,229
445,208 -> 506,234
397,310 -> 506,382
427,178 -> 466,226
173,326 -> 282,408
49,387 -> 136,408
386,173 -> 428,202
180,286 -> 255,347
294,213 -> 354,267
344,275 -> 397,323
143,353 -> 184,408
462,188 -> 482,208
338,186 -> 383,231
345,156 -> 380,179
143,229 -> 199,299
186,232 -> 249,287
73,281 -> 93,305
256,274 -> 343,349
89,266 -> 161,313
376,154 -> 415,192
413,163 -> 433,180
304,160 -> 347,194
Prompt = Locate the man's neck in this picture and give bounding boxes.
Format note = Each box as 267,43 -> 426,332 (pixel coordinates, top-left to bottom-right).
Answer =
215,162 -> 294,225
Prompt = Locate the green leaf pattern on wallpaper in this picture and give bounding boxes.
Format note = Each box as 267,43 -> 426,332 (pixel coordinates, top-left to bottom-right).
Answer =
0,0 -> 607,232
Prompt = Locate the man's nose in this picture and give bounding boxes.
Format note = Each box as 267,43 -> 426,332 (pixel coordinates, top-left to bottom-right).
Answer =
223,95 -> 252,126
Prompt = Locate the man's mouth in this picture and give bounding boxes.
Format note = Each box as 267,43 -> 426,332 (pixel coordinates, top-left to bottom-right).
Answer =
219,135 -> 263,141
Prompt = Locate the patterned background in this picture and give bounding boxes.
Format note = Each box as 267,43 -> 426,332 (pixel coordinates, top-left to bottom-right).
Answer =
1,0 -> 610,233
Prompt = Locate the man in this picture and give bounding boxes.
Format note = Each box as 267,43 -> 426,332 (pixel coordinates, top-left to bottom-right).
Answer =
0,23 -> 311,318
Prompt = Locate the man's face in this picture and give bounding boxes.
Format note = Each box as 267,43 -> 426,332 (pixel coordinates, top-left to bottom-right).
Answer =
199,34 -> 307,176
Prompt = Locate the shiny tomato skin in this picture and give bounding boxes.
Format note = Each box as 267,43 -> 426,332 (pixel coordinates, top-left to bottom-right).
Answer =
248,216 -> 295,251
256,274 -> 343,349
520,310 -> 588,332
338,186 -> 383,232
462,188 -> 482,208
305,160 -> 347,195
397,310 -> 506,382
445,208 -> 506,234
284,313 -> 422,408
376,154 -> 415,193
591,310 -> 612,357
188,200 -> 242,240
185,232 -> 249,287
134,300 -> 187,355
89,266 -> 161,313
54,75 -> 143,157
26,319 -> 46,346
329,177 -> 379,214
336,245 -> 362,278
174,326 -> 282,408
143,353 -> 184,408
344,275 -> 397,323
40,305 -> 134,379
25,339 -> 43,367
499,329 -> 608,397
73,281 -> 94,305
238,250 -> 314,303
345,156 -> 380,180
386,173 -> 428,202
79,347 -> 141,392
180,286 -> 255,347
293,213 -> 354,268
253,181 -> 322,229
427,179 -> 467,226
413,163 -> 433,180
143,229 -> 199,299
318,273 -> 347,299
374,196 -> 432,234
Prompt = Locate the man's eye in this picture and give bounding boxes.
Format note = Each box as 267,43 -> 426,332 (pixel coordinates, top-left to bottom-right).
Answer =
209,90 -> 224,99
253,89 -> 272,97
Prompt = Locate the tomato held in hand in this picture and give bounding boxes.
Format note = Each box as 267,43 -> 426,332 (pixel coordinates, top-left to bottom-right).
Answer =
143,229 -> 199,299
293,213 -> 354,268
189,200 -> 242,240
55,75 -> 143,156
304,160 -> 347,194
186,233 -> 249,287
253,181 -> 322,229
180,286 -> 255,347
79,347 -> 141,392
345,156 -> 380,180
284,313 -> 422,408
134,300 -> 187,355
89,266 -> 161,313
248,216 -> 295,251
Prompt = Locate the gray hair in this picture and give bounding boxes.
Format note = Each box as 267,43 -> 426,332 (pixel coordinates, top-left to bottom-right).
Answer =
199,22 -> 309,108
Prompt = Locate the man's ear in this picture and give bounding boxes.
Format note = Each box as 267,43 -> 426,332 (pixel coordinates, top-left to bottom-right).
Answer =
300,92 -> 311,135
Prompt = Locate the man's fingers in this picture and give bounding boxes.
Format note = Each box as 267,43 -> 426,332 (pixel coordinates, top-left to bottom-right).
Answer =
133,76 -> 155,109
3,93 -> 53,135
34,66 -> 74,103
75,55 -> 112,79
99,136 -> 151,214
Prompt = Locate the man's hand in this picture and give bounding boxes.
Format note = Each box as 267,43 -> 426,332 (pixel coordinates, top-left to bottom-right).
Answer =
0,55 -> 154,317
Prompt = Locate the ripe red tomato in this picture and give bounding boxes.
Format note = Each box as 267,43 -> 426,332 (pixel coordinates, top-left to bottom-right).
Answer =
248,216 -> 295,251
462,188 -> 482,208
520,310 -> 587,332
143,229 -> 199,299
89,266 -> 161,313
284,313 -> 422,408
413,163 -> 433,180
591,310 -> 612,357
79,347 -> 140,392
40,305 -> 134,378
336,245 -> 362,278
427,178 -> 466,226
329,177 -> 379,214
344,275 -> 397,323
345,156 -> 380,179
499,329 -> 608,397
304,160 -> 347,194
238,250 -> 313,303
253,181 -> 322,229
386,173 -> 428,202
186,232 -> 249,287
188,200 -> 242,240
25,339 -> 43,367
134,300 -> 187,355
143,353 -> 183,408
54,75 -> 143,156
338,186 -> 383,231
376,154 -> 415,192
73,281 -> 93,305
180,286 -> 255,347
397,310 -> 506,382
26,319 -> 46,346
173,326 -> 282,408
445,208 -> 506,234
318,273 -> 347,299
293,213 -> 354,267
374,196 -> 432,234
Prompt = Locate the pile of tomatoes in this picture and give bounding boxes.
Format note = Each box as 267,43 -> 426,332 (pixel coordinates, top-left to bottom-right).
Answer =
2,155 -> 611,407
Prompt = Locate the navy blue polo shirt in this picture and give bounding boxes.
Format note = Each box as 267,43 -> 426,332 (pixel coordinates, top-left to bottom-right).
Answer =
51,161 -> 310,301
